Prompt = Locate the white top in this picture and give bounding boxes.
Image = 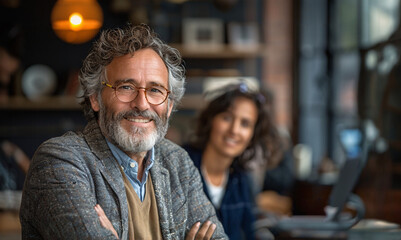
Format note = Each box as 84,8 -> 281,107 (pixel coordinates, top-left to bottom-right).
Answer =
201,165 -> 228,208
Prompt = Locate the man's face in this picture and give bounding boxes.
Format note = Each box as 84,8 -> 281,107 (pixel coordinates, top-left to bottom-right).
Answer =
90,49 -> 173,155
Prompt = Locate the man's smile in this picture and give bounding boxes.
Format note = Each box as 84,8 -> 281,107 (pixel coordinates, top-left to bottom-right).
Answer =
124,117 -> 153,123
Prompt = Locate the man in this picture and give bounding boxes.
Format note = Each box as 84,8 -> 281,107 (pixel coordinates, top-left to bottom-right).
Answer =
20,24 -> 227,240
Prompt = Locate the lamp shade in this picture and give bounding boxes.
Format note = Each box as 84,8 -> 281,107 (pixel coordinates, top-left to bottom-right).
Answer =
51,0 -> 103,44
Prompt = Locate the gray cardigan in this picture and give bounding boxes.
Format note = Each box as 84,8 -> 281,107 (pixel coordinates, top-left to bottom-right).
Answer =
20,118 -> 227,239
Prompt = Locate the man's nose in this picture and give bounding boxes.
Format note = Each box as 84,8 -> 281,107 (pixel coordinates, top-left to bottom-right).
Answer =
130,89 -> 150,111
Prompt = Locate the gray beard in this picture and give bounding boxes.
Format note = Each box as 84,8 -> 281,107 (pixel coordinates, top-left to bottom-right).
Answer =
98,100 -> 169,154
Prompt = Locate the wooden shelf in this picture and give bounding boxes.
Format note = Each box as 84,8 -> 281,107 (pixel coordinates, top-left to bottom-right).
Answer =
179,94 -> 205,110
0,44 -> 267,112
0,96 -> 81,110
170,44 -> 267,59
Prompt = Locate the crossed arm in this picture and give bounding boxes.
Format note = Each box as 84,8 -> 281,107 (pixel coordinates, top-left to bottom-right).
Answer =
95,204 -> 216,240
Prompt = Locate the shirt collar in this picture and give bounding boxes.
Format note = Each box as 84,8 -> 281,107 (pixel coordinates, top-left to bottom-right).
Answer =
106,140 -> 154,171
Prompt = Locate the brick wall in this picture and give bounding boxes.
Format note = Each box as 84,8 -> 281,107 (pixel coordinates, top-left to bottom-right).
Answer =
263,0 -> 294,133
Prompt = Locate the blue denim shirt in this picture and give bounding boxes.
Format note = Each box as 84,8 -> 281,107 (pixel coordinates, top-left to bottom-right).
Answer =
107,140 -> 154,202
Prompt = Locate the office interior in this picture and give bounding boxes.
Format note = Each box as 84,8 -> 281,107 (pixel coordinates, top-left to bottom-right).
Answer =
1,0 -> 401,239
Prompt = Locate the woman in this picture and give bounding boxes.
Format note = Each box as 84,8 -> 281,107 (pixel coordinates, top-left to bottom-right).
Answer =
184,82 -> 272,240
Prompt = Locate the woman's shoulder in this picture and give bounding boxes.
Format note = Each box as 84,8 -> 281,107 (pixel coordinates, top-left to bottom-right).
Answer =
182,144 -> 202,158
182,144 -> 203,167
181,143 -> 197,151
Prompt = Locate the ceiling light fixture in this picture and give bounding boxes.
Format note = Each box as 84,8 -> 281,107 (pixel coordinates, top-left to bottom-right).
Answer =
51,0 -> 103,44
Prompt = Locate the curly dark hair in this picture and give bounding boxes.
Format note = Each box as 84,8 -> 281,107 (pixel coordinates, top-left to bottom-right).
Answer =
78,24 -> 186,120
192,84 -> 282,169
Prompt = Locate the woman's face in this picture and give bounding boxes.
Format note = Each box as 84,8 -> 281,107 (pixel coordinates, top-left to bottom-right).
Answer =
207,96 -> 258,159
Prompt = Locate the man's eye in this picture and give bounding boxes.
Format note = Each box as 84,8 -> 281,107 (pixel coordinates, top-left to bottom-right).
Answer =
149,87 -> 163,94
118,85 -> 134,91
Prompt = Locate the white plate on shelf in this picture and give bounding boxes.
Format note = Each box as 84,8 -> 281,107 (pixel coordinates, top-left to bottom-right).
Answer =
21,64 -> 57,100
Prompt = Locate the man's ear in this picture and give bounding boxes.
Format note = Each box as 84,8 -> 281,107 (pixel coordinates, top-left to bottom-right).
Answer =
89,94 -> 100,112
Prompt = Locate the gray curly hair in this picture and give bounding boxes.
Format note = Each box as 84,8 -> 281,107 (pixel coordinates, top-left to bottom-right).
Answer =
78,24 -> 186,120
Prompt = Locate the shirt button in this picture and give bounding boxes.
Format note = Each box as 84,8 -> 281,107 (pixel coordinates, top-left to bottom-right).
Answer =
130,162 -> 136,168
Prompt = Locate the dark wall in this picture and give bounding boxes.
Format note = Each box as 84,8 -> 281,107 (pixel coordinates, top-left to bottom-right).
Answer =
4,0 -> 262,93
17,0 -> 128,93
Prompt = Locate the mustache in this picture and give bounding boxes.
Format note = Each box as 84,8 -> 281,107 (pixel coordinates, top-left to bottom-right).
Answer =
115,109 -> 162,124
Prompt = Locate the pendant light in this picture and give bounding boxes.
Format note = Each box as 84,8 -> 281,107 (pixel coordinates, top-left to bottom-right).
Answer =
51,0 -> 103,44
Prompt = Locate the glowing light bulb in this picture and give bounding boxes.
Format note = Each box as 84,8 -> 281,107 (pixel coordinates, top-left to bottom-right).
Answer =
51,0 -> 103,44
69,13 -> 83,26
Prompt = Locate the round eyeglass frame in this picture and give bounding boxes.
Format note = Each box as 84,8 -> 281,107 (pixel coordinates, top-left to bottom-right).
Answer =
101,81 -> 170,105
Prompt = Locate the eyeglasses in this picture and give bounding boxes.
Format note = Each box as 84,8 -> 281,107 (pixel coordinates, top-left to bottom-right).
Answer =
102,81 -> 170,105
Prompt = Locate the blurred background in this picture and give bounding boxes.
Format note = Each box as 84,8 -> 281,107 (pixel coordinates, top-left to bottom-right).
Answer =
1,0 -> 401,238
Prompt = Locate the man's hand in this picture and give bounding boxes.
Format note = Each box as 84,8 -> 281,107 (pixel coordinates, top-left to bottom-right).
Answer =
95,204 -> 119,239
186,221 -> 216,240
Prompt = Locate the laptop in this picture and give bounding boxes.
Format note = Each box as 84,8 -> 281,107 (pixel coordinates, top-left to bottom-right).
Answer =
255,126 -> 366,232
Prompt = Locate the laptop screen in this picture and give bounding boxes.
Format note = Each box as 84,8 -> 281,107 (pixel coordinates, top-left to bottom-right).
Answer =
328,126 -> 365,221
